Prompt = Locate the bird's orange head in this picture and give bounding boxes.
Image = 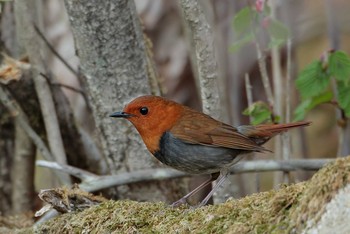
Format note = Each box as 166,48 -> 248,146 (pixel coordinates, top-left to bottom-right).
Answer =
110,95 -> 184,153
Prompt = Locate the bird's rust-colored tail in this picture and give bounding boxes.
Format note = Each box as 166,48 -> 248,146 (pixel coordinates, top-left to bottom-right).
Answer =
254,121 -> 310,134
238,121 -> 310,145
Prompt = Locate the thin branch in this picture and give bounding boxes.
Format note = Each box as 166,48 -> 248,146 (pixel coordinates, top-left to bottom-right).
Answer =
246,0 -> 274,114
40,72 -> 89,105
269,0 -> 285,185
15,0 -> 70,184
245,73 -> 254,123
33,24 -> 78,77
36,160 -> 98,181
0,85 -> 69,184
0,85 -> 52,160
36,159 -> 334,193
270,0 -> 283,118
245,73 -> 260,192
41,74 -> 83,94
285,39 -> 292,125
34,25 -> 92,111
282,39 -> 293,183
254,31 -> 274,110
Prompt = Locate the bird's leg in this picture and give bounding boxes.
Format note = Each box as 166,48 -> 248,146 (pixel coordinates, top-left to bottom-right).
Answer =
197,169 -> 229,207
171,172 -> 219,207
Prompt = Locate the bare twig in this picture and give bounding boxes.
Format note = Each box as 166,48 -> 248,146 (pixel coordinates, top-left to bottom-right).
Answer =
36,160 -> 98,181
246,0 -> 274,112
0,85 -> 52,160
0,85 -> 68,184
285,39 -> 292,126
34,24 -> 92,113
245,73 -> 259,192
40,73 -> 83,95
255,38 -> 274,110
37,159 -> 334,193
40,72 -> 89,105
15,0 -> 70,184
282,39 -> 293,183
269,0 -> 284,185
33,24 -> 78,77
270,0 -> 283,118
245,73 -> 254,123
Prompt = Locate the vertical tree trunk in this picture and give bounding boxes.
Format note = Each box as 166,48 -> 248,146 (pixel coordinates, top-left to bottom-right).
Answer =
64,0 -> 184,201
11,121 -> 35,213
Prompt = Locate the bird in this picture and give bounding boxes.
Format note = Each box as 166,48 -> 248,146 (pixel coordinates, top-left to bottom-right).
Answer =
110,95 -> 310,207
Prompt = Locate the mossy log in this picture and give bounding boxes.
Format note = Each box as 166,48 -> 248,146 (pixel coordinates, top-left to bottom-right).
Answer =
6,155 -> 350,233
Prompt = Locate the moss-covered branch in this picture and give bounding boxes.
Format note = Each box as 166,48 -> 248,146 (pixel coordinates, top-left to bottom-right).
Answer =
25,155 -> 350,233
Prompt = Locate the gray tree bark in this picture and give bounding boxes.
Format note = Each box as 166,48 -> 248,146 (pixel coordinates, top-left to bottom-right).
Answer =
11,121 -> 35,213
179,0 -> 236,204
179,0 -> 221,119
64,0 -> 183,201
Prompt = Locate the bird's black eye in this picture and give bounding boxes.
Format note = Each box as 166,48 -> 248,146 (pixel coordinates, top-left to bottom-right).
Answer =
139,107 -> 148,115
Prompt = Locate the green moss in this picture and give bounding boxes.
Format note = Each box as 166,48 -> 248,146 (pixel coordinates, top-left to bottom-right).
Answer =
28,156 -> 350,233
33,184 -> 304,233
289,156 -> 350,232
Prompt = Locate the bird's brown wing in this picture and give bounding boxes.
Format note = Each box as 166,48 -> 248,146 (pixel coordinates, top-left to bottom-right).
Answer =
170,109 -> 266,152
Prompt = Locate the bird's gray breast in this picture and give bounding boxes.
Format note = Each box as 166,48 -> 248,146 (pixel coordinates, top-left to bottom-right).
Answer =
153,131 -> 243,174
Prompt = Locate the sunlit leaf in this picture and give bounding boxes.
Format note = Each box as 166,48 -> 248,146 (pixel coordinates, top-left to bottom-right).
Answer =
296,60 -> 330,99
267,19 -> 289,47
232,7 -> 256,36
293,99 -> 311,121
329,51 -> 350,81
293,91 -> 333,121
337,81 -> 350,117
243,101 -> 272,125
230,33 -> 254,53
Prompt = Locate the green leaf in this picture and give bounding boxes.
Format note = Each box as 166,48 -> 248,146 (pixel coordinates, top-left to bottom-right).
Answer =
229,33 -> 254,53
293,91 -> 333,121
296,60 -> 330,99
329,51 -> 350,81
267,19 -> 289,47
232,7 -> 256,36
293,99 -> 311,121
243,101 -> 272,125
268,38 -> 286,49
337,81 -> 350,117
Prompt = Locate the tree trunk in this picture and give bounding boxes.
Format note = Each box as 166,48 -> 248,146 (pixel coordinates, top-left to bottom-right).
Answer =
64,0 -> 184,202
11,121 -> 35,213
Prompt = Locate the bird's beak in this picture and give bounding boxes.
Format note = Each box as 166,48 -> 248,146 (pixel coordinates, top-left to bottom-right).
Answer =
109,111 -> 135,118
